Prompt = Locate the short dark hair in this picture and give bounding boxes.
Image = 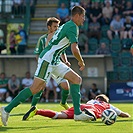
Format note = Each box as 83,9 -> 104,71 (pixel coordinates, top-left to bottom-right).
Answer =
95,94 -> 109,103
0,72 -> 5,76
46,17 -> 60,27
71,6 -> 85,16
92,83 -> 97,87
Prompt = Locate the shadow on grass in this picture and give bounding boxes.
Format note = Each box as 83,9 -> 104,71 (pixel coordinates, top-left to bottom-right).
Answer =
0,125 -> 60,131
82,118 -> 133,126
116,119 -> 133,122
10,113 -> 25,116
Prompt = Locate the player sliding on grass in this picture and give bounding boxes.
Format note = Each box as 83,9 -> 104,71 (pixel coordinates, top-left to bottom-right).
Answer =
0,6 -> 93,126
23,17 -> 71,121
24,94 -> 130,120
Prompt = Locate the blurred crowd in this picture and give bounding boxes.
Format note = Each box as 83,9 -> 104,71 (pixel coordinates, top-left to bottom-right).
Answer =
1,0 -> 133,55
56,0 -> 133,54
0,71 -> 102,103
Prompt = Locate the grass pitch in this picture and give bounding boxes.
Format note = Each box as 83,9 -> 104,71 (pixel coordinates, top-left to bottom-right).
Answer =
0,103 -> 133,133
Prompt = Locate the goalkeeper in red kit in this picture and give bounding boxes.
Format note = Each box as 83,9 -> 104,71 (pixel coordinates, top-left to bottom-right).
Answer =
25,94 -> 130,120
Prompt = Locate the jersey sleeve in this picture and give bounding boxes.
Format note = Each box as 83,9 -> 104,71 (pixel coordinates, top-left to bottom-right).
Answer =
110,104 -> 122,116
66,25 -> 78,44
34,37 -> 44,55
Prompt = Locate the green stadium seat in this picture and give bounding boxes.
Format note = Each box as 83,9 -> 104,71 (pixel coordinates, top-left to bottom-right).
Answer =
99,37 -> 110,47
101,25 -> 110,38
88,38 -> 98,53
117,66 -> 131,81
110,38 -> 122,53
107,71 -> 119,81
112,55 -> 120,67
121,38 -> 133,49
119,51 -> 132,66
119,71 -> 131,81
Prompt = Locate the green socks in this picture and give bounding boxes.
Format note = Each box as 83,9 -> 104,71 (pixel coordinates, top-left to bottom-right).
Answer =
31,90 -> 43,106
61,88 -> 69,104
5,88 -> 32,113
70,84 -> 82,115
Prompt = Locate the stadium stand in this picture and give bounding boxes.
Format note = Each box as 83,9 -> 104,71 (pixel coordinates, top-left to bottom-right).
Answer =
0,0 -> 133,99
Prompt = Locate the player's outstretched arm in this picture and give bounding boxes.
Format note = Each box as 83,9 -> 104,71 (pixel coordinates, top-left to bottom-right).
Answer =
118,112 -> 131,118
71,43 -> 85,71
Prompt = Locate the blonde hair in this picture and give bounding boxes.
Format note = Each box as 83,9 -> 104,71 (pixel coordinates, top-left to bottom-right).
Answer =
46,17 -> 60,27
95,94 -> 109,103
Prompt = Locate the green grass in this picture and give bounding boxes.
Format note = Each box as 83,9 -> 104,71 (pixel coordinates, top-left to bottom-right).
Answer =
0,103 -> 133,133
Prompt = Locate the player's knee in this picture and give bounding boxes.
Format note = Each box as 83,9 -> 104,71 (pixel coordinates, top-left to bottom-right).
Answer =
73,76 -> 82,84
30,83 -> 45,94
60,82 -> 70,90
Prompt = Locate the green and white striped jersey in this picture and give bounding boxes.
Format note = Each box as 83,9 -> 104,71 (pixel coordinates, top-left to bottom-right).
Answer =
34,34 -> 48,55
40,20 -> 79,65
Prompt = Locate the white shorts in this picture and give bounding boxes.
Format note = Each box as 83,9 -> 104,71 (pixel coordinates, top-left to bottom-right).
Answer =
34,59 -> 71,83
0,88 -> 7,93
51,74 -> 68,85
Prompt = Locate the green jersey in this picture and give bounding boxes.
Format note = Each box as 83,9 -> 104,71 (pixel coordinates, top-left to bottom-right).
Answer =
34,34 -> 48,55
40,20 -> 79,65
0,78 -> 8,89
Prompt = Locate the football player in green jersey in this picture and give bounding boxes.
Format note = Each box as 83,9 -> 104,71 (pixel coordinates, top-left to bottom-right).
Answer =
22,17 -> 71,121
1,6 -> 93,126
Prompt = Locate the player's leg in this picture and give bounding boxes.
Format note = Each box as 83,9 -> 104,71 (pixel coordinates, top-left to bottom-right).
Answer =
53,87 -> 58,102
31,80 -> 47,106
64,70 -> 82,115
1,60 -> 51,126
23,106 -> 68,119
0,77 -> 45,126
59,81 -> 70,109
45,87 -> 50,102
52,75 -> 70,109
36,109 -> 68,119
53,62 -> 93,121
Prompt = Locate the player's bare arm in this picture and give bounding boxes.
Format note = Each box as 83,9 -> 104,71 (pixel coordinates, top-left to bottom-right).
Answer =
61,53 -> 71,67
71,43 -> 85,71
118,112 -> 131,118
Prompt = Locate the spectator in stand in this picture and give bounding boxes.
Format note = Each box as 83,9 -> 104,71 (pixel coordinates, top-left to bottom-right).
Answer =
0,28 -> 6,54
102,0 -> 113,25
7,74 -> 20,99
83,0 -> 91,24
12,0 -> 24,16
104,0 -> 113,5
16,25 -> 27,54
45,77 -> 59,103
91,0 -> 104,8
78,29 -> 88,54
123,16 -> 133,40
70,0 -> 80,9
96,42 -> 111,55
23,0 -> 35,17
80,84 -> 88,103
56,3 -> 69,25
9,30 -> 17,55
88,16 -> 101,40
0,72 -> 8,102
21,72 -> 33,90
112,7 -> 121,17
88,83 -> 101,100
90,2 -> 102,24
113,0 -> 125,12
123,1 -> 133,18
107,15 -> 124,40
